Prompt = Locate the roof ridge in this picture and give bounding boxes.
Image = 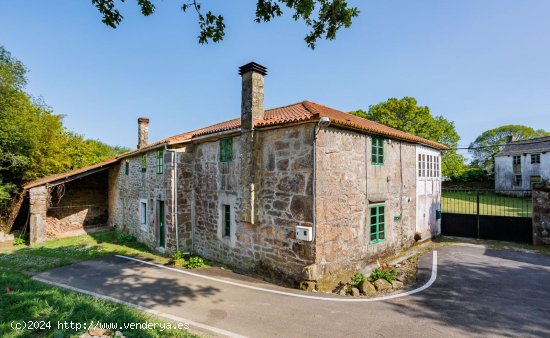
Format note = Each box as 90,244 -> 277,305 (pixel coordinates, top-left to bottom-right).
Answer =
509,135 -> 550,144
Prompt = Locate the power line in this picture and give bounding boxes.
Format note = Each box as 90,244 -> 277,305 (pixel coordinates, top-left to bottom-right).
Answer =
444,137 -> 550,151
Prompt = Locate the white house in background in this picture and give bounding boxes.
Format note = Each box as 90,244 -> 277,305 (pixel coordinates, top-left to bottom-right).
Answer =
495,136 -> 550,195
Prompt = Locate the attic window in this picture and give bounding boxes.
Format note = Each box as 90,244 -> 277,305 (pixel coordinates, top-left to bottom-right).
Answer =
531,153 -> 541,164
219,138 -> 233,162
513,156 -> 521,165
156,149 -> 164,174
371,137 -> 384,165
141,154 -> 147,172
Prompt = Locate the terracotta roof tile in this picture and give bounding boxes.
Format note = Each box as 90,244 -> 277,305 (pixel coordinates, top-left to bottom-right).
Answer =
24,101 -> 447,188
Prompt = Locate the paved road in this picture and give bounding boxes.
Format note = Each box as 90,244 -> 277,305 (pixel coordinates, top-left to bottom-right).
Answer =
35,245 -> 550,337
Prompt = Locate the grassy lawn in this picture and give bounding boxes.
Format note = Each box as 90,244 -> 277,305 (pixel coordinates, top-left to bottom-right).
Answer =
0,230 -> 197,338
442,191 -> 532,217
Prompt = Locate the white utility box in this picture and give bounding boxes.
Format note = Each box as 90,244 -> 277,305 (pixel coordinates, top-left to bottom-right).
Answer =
295,226 -> 313,241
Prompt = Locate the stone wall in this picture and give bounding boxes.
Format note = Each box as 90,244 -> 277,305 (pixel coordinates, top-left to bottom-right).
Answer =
46,171 -> 109,238
29,186 -> 48,245
314,128 -> 417,289
192,124 -> 315,285
109,149 -> 175,251
533,183 -> 550,245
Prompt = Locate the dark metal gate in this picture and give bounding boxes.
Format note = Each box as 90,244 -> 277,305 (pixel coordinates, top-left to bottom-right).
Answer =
441,189 -> 533,243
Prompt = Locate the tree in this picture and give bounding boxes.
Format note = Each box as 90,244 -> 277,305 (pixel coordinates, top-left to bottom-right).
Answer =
469,125 -> 550,172
0,46 -> 128,214
91,0 -> 359,48
350,97 -> 465,178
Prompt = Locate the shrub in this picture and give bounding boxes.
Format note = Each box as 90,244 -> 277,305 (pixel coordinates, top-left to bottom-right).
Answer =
116,232 -> 136,242
414,232 -> 422,242
13,237 -> 25,246
185,256 -> 204,269
172,251 -> 183,261
350,272 -> 365,288
368,267 -> 398,282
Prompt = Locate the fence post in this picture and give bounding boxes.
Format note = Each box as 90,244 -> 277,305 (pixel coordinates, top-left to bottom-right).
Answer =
476,190 -> 480,239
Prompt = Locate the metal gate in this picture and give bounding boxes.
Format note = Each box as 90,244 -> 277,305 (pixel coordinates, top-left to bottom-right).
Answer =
441,189 -> 533,243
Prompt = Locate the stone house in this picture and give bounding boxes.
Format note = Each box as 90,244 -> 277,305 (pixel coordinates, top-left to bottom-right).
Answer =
495,136 -> 550,195
23,62 -> 446,288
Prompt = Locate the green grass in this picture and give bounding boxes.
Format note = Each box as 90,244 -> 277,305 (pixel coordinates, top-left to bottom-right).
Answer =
442,191 -> 532,217
0,230 -> 197,338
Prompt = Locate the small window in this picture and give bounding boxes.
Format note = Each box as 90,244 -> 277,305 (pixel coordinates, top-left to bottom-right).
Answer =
418,154 -> 422,177
141,154 -> 147,173
369,205 -> 385,244
531,153 -> 541,164
371,137 -> 384,165
514,175 -> 522,186
139,200 -> 147,225
125,161 -> 129,175
219,138 -> 233,162
223,204 -> 231,237
156,150 -> 164,174
513,155 -> 521,165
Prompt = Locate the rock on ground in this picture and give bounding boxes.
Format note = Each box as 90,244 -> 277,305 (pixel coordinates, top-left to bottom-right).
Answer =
391,280 -> 404,289
360,280 -> 377,295
373,279 -> 392,292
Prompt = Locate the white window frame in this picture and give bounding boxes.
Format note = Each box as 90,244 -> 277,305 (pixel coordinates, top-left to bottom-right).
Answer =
139,199 -> 148,227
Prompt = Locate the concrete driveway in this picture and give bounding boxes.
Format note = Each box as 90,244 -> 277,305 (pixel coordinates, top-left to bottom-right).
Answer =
35,245 -> 550,337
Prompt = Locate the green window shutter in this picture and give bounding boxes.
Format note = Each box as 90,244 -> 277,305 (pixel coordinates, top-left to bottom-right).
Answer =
141,154 -> 147,173
371,137 -> 384,165
156,150 -> 163,174
369,205 -> 385,244
219,138 -> 233,162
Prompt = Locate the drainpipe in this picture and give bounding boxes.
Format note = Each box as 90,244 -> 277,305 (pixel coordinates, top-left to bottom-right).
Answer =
166,147 -> 179,252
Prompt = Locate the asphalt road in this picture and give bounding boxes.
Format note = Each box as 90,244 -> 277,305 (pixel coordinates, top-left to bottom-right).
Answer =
35,244 -> 550,337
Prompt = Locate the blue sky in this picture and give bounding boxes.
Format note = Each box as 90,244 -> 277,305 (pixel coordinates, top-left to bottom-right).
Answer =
1,1 -> 549,156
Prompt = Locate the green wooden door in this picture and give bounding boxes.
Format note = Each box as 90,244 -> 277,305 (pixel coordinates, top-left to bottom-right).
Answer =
158,200 -> 165,248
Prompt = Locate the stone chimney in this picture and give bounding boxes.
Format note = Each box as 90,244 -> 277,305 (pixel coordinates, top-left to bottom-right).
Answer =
137,117 -> 149,149
239,62 -> 267,131
506,135 -> 517,143
239,62 -> 267,224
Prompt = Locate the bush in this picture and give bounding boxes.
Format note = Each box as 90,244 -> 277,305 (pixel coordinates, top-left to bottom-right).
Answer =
414,232 -> 422,242
116,232 -> 136,242
368,267 -> 398,282
172,251 -> 183,261
185,256 -> 204,269
13,237 -> 25,246
350,272 -> 365,288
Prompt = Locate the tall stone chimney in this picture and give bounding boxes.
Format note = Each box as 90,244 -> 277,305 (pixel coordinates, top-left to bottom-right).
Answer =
239,62 -> 267,224
506,135 -> 517,143
137,117 -> 149,149
239,62 -> 267,131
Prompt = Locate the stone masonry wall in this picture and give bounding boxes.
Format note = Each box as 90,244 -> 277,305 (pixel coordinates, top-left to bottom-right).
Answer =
533,183 -> 550,245
47,171 -> 109,235
193,124 -> 315,285
315,128 -> 417,289
109,149 -> 175,251
29,186 -> 48,245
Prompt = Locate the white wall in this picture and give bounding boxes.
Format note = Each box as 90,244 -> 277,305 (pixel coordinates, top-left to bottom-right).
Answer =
415,145 -> 442,238
495,152 -> 550,193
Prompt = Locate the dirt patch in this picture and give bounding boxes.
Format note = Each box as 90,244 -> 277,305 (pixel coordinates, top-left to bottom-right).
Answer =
45,217 -> 106,239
